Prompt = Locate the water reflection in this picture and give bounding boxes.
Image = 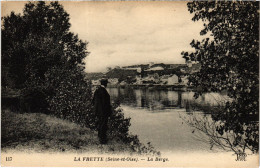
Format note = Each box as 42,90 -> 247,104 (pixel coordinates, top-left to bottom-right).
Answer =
107,87 -> 228,111
107,87 -> 231,153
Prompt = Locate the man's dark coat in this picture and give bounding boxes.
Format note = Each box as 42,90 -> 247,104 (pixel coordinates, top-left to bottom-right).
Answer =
93,86 -> 112,118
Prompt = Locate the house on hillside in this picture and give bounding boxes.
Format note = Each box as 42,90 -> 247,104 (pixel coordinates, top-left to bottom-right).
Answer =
142,74 -> 158,84
168,75 -> 179,85
120,81 -> 127,86
135,76 -> 143,84
145,66 -> 164,71
186,60 -> 193,68
153,73 -> 160,83
122,67 -> 141,72
180,76 -> 189,85
108,78 -> 119,85
160,75 -> 169,84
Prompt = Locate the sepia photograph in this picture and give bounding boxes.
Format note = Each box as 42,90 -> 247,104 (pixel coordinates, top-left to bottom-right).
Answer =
1,1 -> 259,167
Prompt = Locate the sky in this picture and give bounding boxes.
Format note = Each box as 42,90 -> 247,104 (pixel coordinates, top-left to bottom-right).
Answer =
2,1 -> 204,72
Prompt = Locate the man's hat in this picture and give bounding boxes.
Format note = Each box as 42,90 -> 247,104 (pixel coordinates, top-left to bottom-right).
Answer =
100,78 -> 108,85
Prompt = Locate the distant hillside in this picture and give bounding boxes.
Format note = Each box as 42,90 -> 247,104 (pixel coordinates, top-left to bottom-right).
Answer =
86,63 -> 201,85
122,63 -> 186,70
85,72 -> 105,80
106,69 -> 137,83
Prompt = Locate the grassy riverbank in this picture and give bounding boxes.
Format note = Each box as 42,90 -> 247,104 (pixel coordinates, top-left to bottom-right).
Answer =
1,109 -> 139,154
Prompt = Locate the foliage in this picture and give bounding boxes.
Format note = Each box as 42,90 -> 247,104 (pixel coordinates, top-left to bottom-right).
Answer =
45,66 -> 95,126
108,104 -> 131,142
181,1 -> 259,153
180,112 -> 258,154
2,1 -> 89,112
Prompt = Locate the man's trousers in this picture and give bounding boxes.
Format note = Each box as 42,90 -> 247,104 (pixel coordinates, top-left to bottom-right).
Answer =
97,116 -> 108,144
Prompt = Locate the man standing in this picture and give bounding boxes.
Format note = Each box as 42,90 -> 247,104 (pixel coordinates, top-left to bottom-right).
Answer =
92,78 -> 112,144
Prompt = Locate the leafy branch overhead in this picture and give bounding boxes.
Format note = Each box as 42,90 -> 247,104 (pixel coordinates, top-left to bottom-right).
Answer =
181,1 -> 259,153
182,1 -> 258,114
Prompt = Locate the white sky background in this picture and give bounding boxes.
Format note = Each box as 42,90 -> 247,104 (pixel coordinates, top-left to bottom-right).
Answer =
2,1 -> 204,72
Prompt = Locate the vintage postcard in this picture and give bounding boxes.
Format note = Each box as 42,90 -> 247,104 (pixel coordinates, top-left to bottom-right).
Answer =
1,1 -> 259,167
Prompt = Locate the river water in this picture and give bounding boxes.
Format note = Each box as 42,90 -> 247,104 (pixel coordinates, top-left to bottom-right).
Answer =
107,87 -> 229,154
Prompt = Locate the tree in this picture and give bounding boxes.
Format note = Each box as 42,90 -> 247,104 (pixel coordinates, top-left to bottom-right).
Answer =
181,1 -> 259,153
2,1 -> 89,112
2,1 -> 88,89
